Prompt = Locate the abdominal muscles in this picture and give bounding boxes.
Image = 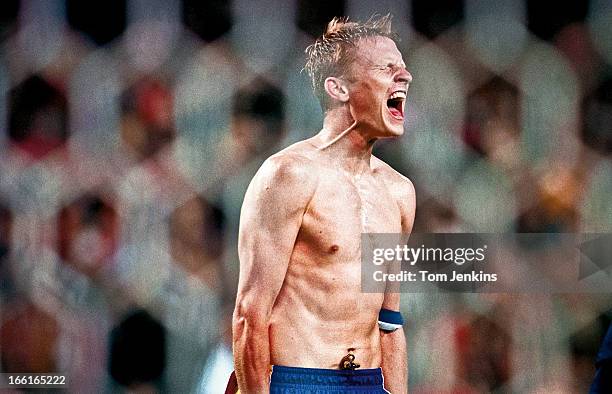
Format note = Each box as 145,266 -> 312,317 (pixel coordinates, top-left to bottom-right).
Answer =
268,249 -> 384,369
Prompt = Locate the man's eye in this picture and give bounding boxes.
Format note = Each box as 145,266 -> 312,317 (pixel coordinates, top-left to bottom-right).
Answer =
372,64 -> 397,74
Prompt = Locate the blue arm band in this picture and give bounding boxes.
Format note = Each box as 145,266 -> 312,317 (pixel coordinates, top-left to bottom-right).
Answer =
378,308 -> 404,332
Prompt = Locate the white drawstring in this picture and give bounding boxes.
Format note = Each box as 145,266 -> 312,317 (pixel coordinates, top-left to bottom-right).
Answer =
316,119 -> 359,150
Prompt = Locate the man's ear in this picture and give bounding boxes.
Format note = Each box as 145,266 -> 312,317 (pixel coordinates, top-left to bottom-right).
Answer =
324,77 -> 349,103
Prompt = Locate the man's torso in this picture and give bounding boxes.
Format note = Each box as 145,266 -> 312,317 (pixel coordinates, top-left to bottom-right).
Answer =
268,140 -> 405,369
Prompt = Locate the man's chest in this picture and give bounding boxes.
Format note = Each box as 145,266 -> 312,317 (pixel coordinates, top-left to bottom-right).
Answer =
300,173 -> 402,242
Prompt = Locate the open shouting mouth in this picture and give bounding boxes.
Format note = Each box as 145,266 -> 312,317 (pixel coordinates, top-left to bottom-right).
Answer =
386,90 -> 406,120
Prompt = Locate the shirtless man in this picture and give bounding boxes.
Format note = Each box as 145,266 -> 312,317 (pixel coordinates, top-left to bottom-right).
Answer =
232,15 -> 415,393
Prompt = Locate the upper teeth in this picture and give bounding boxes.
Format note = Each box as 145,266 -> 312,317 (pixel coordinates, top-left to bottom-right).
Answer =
389,91 -> 406,100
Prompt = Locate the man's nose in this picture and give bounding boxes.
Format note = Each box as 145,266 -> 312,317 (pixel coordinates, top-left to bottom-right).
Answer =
395,67 -> 412,84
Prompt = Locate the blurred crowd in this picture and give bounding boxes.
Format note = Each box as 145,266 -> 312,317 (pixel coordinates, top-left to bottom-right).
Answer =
0,0 -> 611,392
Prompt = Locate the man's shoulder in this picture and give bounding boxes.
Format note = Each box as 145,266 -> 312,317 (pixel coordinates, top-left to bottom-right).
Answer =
371,156 -> 415,195
253,141 -> 319,188
262,141 -> 318,173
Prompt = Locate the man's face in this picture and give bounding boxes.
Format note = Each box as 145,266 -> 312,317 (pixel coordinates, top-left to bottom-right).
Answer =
345,37 -> 411,137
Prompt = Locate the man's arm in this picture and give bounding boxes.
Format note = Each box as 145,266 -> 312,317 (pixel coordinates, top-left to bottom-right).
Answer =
380,178 -> 415,393
380,294 -> 407,393
232,154 -> 315,393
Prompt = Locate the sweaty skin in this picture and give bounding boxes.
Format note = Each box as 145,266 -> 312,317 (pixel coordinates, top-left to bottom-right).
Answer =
233,36 -> 415,393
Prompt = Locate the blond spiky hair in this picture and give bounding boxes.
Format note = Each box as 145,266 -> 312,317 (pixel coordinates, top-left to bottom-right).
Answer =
304,14 -> 396,110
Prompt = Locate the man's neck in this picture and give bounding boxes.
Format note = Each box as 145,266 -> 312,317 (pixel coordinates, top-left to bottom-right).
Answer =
316,110 -> 375,176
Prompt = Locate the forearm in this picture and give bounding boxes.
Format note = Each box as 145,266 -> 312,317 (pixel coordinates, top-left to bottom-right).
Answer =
233,315 -> 271,393
380,327 -> 408,393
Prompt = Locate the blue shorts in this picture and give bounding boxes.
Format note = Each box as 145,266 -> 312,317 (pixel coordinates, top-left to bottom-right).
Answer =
270,365 -> 389,393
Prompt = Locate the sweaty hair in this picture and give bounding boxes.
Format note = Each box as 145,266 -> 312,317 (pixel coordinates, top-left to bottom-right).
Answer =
304,14 -> 396,111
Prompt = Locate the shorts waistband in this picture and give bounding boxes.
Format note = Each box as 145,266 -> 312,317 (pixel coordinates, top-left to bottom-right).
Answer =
270,365 -> 384,387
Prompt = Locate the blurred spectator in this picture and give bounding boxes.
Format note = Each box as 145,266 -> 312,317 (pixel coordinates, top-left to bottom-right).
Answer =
169,195 -> 225,291
0,0 -> 19,42
52,193 -> 120,392
296,0 -> 344,38
109,308 -> 166,392
0,300 -> 59,373
182,0 -> 232,42
8,74 -> 68,160
216,77 -> 288,294
463,76 -> 520,165
582,77 -> 612,155
57,193 -> 119,278
120,77 -> 176,162
516,164 -> 581,233
215,77 -> 287,173
67,0 -> 126,46
162,195 -> 226,393
412,198 -> 466,233
412,0 -> 464,39
555,23 -> 601,92
454,313 -> 512,392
